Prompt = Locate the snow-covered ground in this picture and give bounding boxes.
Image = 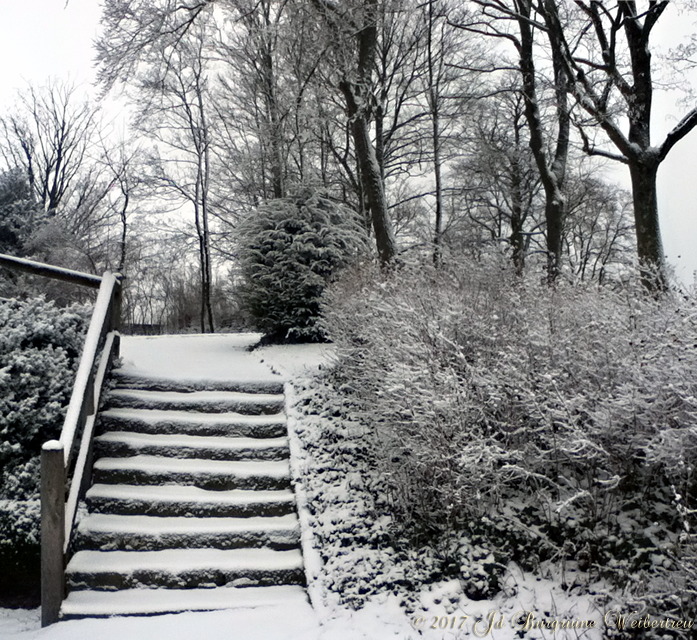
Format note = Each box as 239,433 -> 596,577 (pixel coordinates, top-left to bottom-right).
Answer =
0,335 -> 612,640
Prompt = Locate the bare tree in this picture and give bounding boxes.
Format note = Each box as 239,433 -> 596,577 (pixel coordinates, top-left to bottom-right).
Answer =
456,89 -> 542,272
135,23 -> 216,333
453,0 -> 572,281
550,0 -> 697,289
0,80 -> 100,215
563,175 -> 635,283
98,136 -> 147,273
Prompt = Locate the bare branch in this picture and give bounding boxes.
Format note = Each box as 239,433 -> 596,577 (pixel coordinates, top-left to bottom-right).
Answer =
658,106 -> 697,162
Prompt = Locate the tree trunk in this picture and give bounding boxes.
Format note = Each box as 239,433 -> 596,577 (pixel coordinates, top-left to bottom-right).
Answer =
427,0 -> 444,266
262,47 -> 285,199
628,158 -> 664,289
517,0 -> 569,282
509,157 -> 525,275
118,191 -> 128,273
342,82 -> 397,265
432,115 -> 444,266
544,193 -> 564,279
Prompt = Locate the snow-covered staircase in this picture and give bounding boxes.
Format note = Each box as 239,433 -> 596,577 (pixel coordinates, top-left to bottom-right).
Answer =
61,365 -> 307,618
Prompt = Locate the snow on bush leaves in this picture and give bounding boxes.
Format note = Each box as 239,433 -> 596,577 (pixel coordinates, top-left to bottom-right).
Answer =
321,255 -> 697,623
0,297 -> 87,586
0,298 -> 87,477
236,189 -> 367,342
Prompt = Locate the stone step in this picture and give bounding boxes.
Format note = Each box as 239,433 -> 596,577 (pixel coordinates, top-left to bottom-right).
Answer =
106,389 -> 285,415
61,584 -> 309,618
111,369 -> 285,395
94,431 -> 289,461
76,513 -> 300,551
86,484 -> 297,518
66,548 -> 306,591
98,408 -> 287,438
93,456 -> 291,490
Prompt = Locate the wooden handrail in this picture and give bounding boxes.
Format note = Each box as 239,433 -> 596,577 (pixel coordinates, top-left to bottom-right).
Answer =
0,253 -> 102,289
59,273 -> 121,469
63,331 -> 120,552
30,263 -> 124,627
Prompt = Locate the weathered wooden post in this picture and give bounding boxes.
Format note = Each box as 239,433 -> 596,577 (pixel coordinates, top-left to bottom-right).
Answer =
41,440 -> 65,627
111,274 -> 123,333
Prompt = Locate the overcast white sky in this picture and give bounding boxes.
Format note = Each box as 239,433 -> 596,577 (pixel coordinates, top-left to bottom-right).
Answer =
0,0 -> 696,284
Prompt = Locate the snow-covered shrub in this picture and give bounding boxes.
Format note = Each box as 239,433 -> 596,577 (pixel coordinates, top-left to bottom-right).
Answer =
236,189 -> 367,342
290,378 -> 444,610
0,297 -> 88,590
322,255 -> 697,616
0,298 -> 87,468
0,498 -> 41,601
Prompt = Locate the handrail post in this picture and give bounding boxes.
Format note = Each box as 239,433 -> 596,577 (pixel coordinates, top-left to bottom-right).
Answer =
111,273 -> 123,334
41,440 -> 65,627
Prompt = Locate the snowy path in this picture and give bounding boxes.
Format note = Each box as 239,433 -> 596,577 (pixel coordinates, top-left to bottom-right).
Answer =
0,336 -> 418,640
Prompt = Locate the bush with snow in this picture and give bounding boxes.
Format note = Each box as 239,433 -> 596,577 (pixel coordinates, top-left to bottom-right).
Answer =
321,254 -> 697,622
236,189 -> 366,342
0,297 -> 87,593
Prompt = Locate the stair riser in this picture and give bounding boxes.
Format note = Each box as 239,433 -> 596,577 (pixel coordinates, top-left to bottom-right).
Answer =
92,468 -> 290,491
86,497 -> 296,518
76,530 -> 300,552
94,441 -> 289,462
107,396 -> 284,416
99,416 -> 287,439
111,373 -> 285,395
67,567 -> 306,591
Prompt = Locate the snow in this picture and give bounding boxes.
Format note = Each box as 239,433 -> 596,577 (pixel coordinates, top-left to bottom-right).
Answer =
256,343 -> 337,379
93,455 -> 290,479
41,440 -> 63,452
1,335 -> 611,639
95,431 -> 289,452
77,513 -> 298,539
0,600 -> 418,640
85,483 -> 295,506
108,388 -> 284,405
99,407 -> 285,426
117,333 -> 281,385
1,585 -> 606,640
67,547 -> 304,574
61,585 -> 309,617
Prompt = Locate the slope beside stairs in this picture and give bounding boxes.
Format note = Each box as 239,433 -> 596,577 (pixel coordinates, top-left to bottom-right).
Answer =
61,338 -> 308,618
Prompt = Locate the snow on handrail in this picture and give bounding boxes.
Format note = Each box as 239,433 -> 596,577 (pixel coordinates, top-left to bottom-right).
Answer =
59,272 -> 122,468
0,253 -> 103,289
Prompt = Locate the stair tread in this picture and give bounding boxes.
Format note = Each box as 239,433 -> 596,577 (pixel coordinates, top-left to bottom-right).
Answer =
112,368 -> 285,394
78,513 -> 299,535
67,547 -> 304,574
96,431 -> 289,451
100,407 -> 286,425
87,483 -> 295,505
94,455 -> 290,478
108,388 -> 284,406
61,585 -> 308,617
